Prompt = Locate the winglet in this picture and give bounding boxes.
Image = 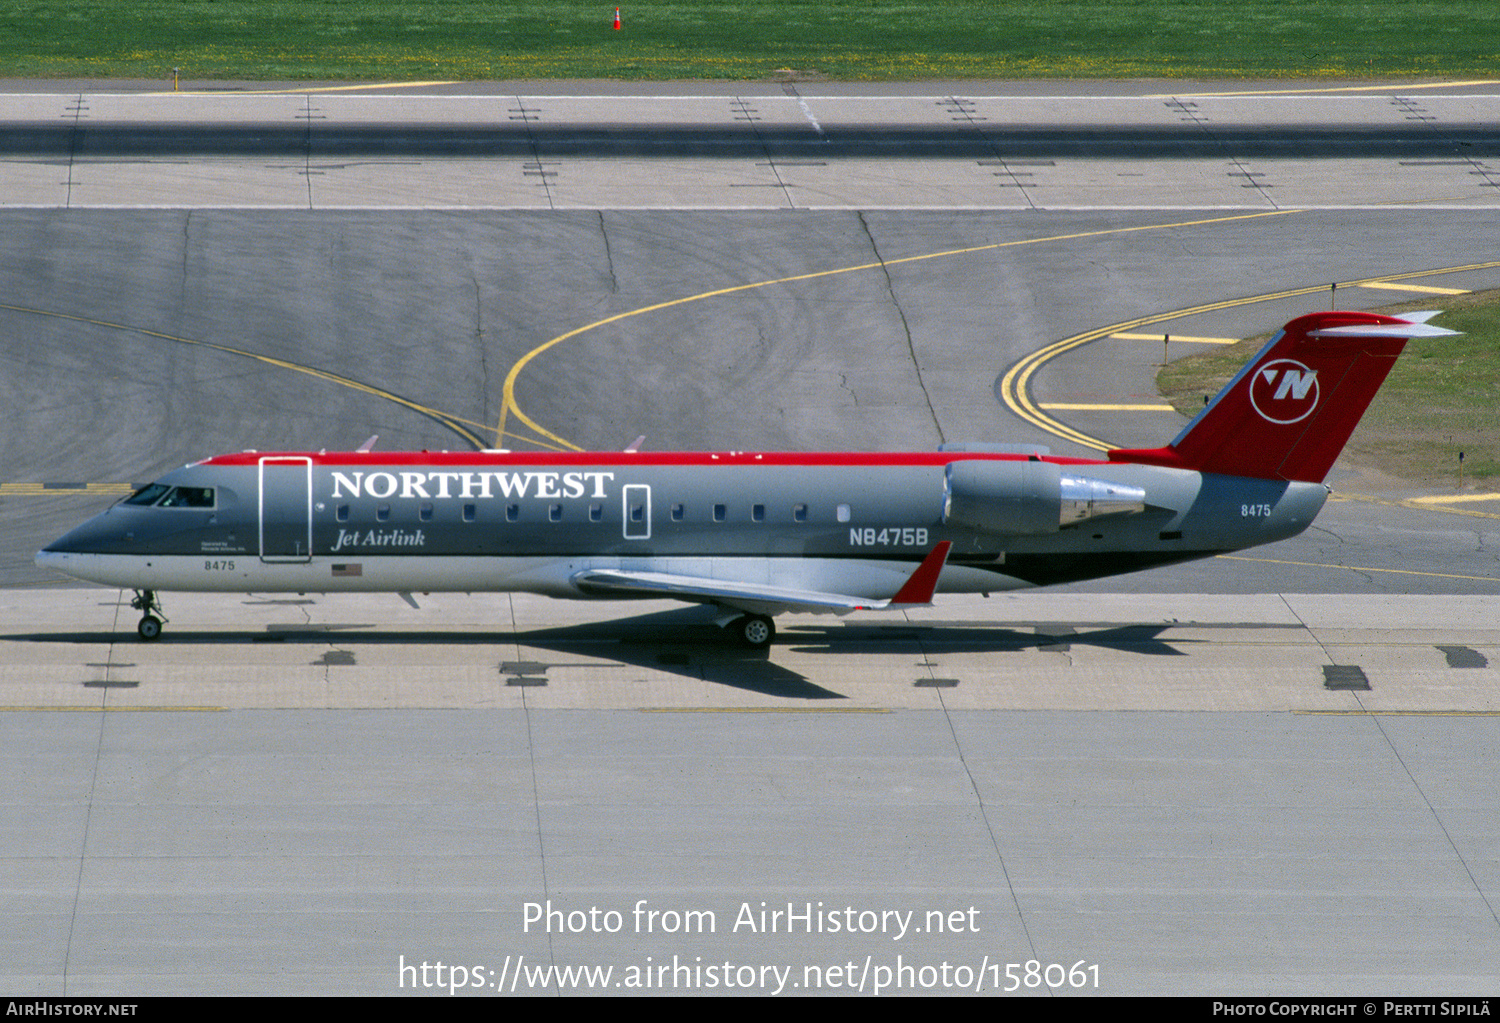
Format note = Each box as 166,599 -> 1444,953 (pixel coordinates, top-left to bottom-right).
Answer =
886,541 -> 953,606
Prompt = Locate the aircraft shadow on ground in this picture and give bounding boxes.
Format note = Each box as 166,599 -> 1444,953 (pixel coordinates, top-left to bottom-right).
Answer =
8,605 -> 1212,702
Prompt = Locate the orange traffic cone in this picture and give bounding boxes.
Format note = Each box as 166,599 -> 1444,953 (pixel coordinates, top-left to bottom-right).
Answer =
613,7 -> 621,30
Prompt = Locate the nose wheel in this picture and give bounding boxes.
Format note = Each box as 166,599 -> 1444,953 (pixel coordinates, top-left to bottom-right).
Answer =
130,590 -> 167,641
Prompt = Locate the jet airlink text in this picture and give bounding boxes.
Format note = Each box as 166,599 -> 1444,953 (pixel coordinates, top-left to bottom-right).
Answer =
331,529 -> 427,552
330,470 -> 616,502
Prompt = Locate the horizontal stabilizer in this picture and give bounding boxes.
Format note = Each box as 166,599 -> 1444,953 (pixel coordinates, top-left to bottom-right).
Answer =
1310,322 -> 1459,339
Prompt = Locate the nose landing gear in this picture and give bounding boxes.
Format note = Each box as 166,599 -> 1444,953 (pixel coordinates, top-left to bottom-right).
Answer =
130,590 -> 167,641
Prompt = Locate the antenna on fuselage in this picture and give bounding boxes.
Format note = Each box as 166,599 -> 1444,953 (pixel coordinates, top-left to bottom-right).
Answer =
356,435 -> 379,453
624,435 -> 646,452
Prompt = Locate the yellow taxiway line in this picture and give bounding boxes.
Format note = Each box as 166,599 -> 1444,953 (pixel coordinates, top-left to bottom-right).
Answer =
1150,80 -> 1500,98
1217,554 -> 1500,584
0,301 -> 497,451
497,209 -> 1302,451
998,260 -> 1500,453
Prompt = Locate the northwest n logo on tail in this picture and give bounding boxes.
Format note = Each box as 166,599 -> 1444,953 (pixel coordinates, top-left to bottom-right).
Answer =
1250,359 -> 1319,423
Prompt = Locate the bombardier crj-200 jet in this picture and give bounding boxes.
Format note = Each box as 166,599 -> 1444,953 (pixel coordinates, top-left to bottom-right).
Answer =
39,310 -> 1455,647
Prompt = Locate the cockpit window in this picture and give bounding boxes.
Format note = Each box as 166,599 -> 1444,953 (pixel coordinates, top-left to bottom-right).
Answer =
123,484 -> 215,509
124,484 -> 171,506
159,487 -> 215,508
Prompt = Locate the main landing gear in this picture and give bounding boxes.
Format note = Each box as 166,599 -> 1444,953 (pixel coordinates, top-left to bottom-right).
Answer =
130,590 -> 167,641
729,613 -> 776,649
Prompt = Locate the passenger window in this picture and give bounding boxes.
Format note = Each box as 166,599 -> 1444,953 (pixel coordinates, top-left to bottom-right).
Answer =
506,504 -> 520,522
336,504 -> 350,522
549,503 -> 563,522
752,504 -> 765,522
420,502 -> 434,521
713,504 -> 727,522
463,503 -> 477,523
377,503 -> 391,522
589,503 -> 603,522
793,503 -> 808,522
671,503 -> 685,521
837,504 -> 851,523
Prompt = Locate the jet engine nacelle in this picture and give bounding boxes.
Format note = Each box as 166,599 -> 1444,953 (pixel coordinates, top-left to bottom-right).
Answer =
942,459 -> 1146,535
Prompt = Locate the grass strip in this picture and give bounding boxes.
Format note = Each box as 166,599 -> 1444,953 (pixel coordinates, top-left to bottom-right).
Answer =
1,1 -> 1497,82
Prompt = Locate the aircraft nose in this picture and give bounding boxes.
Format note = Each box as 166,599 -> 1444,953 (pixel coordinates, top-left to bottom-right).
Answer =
36,507 -> 129,556
34,548 -> 68,573
35,511 -> 137,586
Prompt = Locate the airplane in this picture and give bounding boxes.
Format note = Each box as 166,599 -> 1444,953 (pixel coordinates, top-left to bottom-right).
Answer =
36,309 -> 1456,647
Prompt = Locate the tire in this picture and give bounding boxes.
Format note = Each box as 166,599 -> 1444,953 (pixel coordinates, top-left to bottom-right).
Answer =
137,615 -> 163,641
736,614 -> 775,649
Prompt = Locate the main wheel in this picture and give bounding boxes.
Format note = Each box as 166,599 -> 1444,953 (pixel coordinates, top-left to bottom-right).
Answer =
137,615 -> 163,641
734,614 -> 775,649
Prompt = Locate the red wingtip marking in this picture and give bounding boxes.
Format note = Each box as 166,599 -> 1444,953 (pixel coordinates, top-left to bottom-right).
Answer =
890,541 -> 953,605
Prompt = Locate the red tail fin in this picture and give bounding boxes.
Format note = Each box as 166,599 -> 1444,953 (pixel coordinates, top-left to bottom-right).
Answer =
1108,311 -> 1458,483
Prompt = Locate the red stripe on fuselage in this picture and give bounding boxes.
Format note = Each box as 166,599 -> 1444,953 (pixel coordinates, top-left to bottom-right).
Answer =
202,450 -> 1111,469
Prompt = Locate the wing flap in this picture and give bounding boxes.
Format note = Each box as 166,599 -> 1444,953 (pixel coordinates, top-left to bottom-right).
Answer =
574,568 -> 881,612
572,542 -> 953,615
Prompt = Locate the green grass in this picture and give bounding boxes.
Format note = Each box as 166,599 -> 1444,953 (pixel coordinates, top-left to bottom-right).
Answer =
1,1 -> 1497,82
1159,293 -> 1500,486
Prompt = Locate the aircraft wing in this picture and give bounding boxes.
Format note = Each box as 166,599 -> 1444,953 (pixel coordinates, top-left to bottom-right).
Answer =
572,541 -> 953,615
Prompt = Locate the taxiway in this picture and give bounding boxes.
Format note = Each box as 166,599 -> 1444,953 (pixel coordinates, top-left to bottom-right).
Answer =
1,81 -> 1497,996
